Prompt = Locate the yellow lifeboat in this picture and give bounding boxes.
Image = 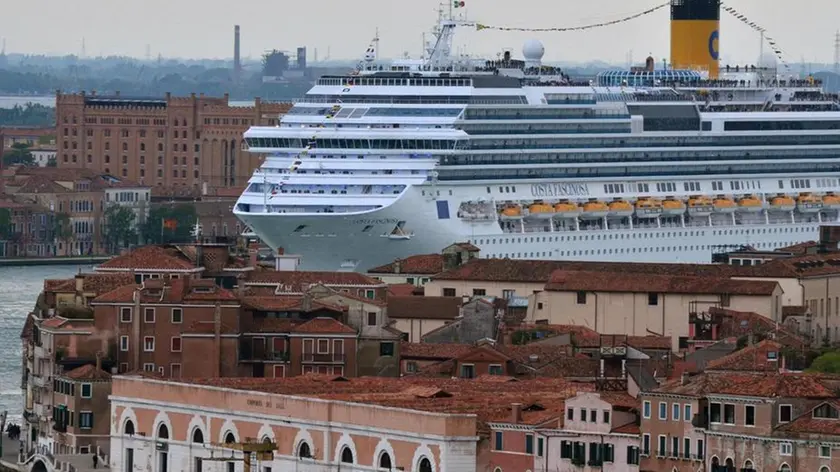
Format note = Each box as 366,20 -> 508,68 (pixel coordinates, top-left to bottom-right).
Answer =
526,202 -> 555,220
553,200 -> 582,219
737,195 -> 765,213
797,193 -> 823,213
713,196 -> 737,214
662,197 -> 686,216
499,204 -> 523,221
687,196 -> 714,217
580,199 -> 610,220
769,195 -> 795,213
635,198 -> 663,219
608,199 -> 634,218
823,192 -> 840,210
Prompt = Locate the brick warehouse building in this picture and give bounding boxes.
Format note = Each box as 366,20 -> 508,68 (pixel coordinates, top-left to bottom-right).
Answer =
55,91 -> 291,191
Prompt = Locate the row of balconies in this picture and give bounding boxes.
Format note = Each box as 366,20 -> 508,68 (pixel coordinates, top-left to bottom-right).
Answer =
238,350 -> 346,363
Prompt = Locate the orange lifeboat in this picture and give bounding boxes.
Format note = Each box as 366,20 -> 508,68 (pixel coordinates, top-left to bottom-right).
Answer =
797,193 -> 823,213
769,195 -> 795,213
737,195 -> 765,213
608,199 -> 634,218
526,202 -> 555,220
635,198 -> 663,219
713,196 -> 737,214
580,199 -> 609,220
687,196 -> 713,216
823,193 -> 840,210
499,204 -> 523,221
662,197 -> 686,216
553,201 -> 582,219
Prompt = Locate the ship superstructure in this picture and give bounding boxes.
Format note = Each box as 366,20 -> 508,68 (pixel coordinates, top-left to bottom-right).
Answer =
234,10 -> 840,270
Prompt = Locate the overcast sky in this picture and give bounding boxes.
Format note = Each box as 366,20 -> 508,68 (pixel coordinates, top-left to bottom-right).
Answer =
2,0 -> 837,66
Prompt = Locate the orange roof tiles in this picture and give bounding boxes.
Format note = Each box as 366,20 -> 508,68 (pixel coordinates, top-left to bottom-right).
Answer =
63,364 -> 112,381
709,307 -> 807,349
387,283 -> 423,297
545,270 -> 778,296
611,422 -> 641,435
705,339 -> 785,372
292,317 -> 356,335
97,246 -> 196,271
92,278 -> 237,304
654,371 -> 837,398
387,296 -> 462,320
368,254 -> 445,275
775,400 -> 840,437
246,270 -> 383,288
401,342 -> 474,360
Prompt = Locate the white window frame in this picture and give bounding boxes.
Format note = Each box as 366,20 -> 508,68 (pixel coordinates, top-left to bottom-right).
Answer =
820,444 -> 831,459
80,383 -> 92,399
170,363 -> 182,378
365,289 -> 375,299
643,400 -> 651,419
745,404 -> 756,426
79,411 -> 93,430
710,402 -> 722,424
684,403 -> 692,421
171,308 -> 183,324
143,336 -> 155,352
143,363 -> 155,372
144,307 -> 155,323
779,404 -> 793,423
642,434 -> 650,456
672,403 -> 680,421
171,337 -> 182,353
780,442 -> 792,456
316,338 -> 329,354
723,403 -> 736,425
657,435 -> 666,457
658,402 -> 667,420
120,307 -> 132,323
120,336 -> 129,352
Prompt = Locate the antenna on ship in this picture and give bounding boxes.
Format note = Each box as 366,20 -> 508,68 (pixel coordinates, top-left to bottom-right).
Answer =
834,30 -> 840,75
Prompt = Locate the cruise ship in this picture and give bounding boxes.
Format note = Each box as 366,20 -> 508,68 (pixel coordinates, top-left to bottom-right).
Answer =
233,4 -> 840,271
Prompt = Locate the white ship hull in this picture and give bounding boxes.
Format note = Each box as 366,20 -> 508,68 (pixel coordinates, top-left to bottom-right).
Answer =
236,185 -> 828,271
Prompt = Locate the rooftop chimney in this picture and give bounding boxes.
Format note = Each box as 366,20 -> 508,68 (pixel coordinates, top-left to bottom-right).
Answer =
511,403 -> 522,424
680,372 -> 690,386
95,351 -> 102,372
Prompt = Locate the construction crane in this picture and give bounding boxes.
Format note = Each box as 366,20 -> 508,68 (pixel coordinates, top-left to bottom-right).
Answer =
204,438 -> 277,472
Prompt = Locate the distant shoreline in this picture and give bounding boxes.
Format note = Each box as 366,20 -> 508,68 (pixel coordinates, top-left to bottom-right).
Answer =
0,256 -> 110,267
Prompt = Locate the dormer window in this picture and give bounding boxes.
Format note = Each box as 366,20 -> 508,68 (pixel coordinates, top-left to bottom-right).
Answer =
814,404 -> 840,419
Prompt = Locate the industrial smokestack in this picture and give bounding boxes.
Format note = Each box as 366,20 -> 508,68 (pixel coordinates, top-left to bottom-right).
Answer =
234,25 -> 241,83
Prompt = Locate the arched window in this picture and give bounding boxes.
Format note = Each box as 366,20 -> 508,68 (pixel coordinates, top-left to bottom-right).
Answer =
378,452 -> 392,469
157,424 -> 169,440
224,432 -> 236,444
123,420 -> 135,435
820,466 -> 831,472
192,429 -> 204,443
743,460 -> 754,470
420,458 -> 433,472
298,442 -> 311,459
491,467 -> 501,472
340,447 -> 354,464
779,464 -> 791,472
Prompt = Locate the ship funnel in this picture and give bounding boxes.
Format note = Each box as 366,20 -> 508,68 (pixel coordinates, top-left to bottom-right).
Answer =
670,0 -> 720,78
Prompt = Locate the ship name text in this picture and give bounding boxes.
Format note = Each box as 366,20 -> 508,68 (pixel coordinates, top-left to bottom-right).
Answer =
351,218 -> 400,225
530,183 -> 590,198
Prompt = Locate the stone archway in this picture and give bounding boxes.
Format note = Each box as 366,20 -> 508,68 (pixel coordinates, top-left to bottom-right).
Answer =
31,459 -> 49,472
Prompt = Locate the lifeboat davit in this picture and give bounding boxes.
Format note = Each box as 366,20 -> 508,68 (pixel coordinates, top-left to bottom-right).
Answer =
737,195 -> 765,213
661,197 -> 686,216
713,196 -> 737,214
798,193 -> 823,213
635,198 -> 663,219
823,193 -> 840,210
526,202 -> 555,220
608,200 -> 634,218
553,201 -> 582,219
687,196 -> 714,217
499,204 -> 523,221
769,195 -> 795,213
580,200 -> 609,220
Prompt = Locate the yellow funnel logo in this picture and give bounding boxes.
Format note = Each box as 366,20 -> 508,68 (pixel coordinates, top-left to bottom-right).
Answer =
671,19 -> 720,77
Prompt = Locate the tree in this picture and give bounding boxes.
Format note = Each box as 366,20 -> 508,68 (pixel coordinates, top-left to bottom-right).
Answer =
141,204 -> 197,244
3,142 -> 35,167
52,212 -> 73,255
807,351 -> 840,374
102,205 -> 137,253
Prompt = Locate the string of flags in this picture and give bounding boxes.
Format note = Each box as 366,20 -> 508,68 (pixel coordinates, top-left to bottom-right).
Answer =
720,3 -> 789,70
467,3 -> 669,32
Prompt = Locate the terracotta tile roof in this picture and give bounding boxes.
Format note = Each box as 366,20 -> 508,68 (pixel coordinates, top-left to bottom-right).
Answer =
249,317 -> 300,333
401,342 -> 474,360
782,305 -> 809,317
367,254 -> 444,275
92,278 -> 237,304
183,320 -> 238,335
97,246 -> 196,271
706,339 -> 786,372
291,317 -> 356,335
598,392 -> 639,409
387,283 -> 423,297
709,307 -> 807,349
545,270 -> 778,296
506,324 -> 602,348
611,422 -> 641,434
387,296 -> 462,320
63,364 -> 112,381
599,334 -> 672,351
775,241 -> 819,255
654,371 -> 837,398
432,258 -> 798,283
450,242 -> 481,252
39,317 -> 93,331
180,375 -> 588,432
775,400 -> 840,437
246,270 -> 384,289
14,175 -> 71,194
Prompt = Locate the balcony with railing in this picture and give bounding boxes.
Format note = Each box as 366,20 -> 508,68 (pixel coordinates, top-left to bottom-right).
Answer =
302,352 -> 345,363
